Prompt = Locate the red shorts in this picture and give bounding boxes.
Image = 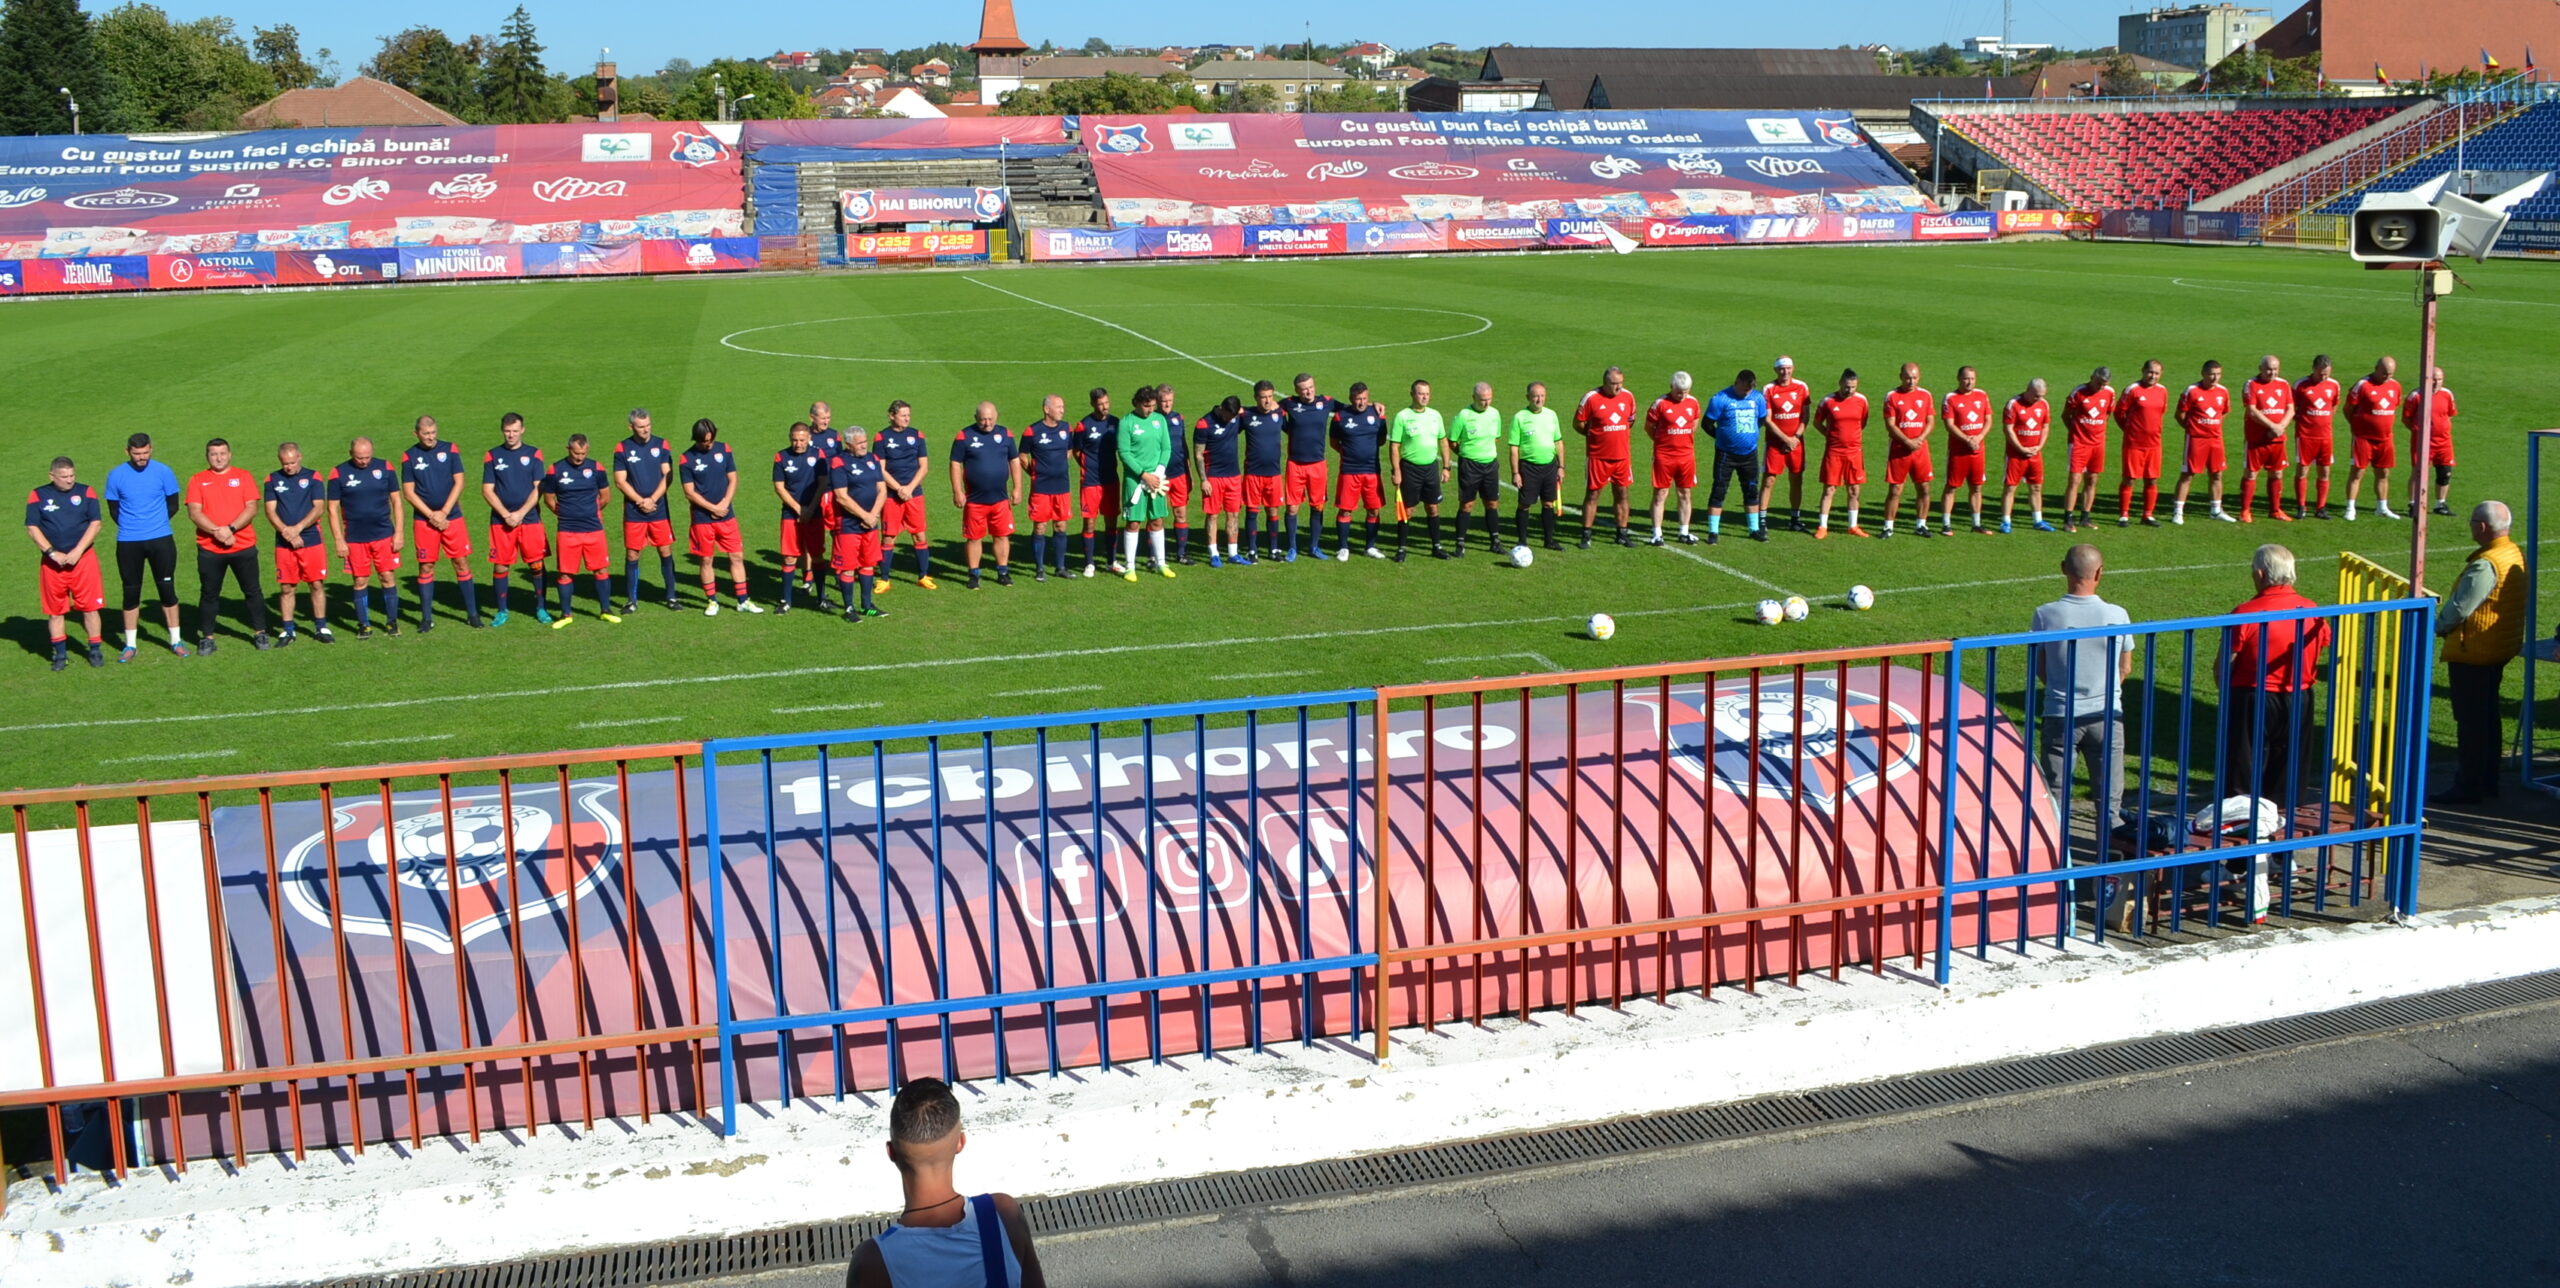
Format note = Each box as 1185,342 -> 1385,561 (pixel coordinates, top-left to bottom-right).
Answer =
2428,433 -> 2455,469
1886,451 -> 1935,485
1029,492 -> 1072,523
623,518 -> 673,551
1336,472 -> 1385,513
1244,474 -> 1286,508
2122,441 -> 2163,480
486,522 -> 548,567
2244,442 -> 2289,472
1820,453 -> 1865,487
272,543 -> 328,585
2004,456 -> 2045,488
2295,434 -> 2334,467
1586,457 -> 1632,490
780,514 -> 827,559
411,518 -> 472,566
1079,484 -> 1120,522
38,552 -> 103,615
2183,436 -> 2227,475
1165,473 -> 1192,511
1203,476 -> 1246,514
1286,461 -> 1329,506
1652,456 -> 1697,489
962,501 -> 1015,539
882,495 -> 927,538
558,530 -> 609,576
1764,439 -> 1806,477
688,517 -> 742,556
2351,435 -> 2395,470
831,529 -> 881,576
1943,453 -> 1986,488
345,538 -> 401,578
2068,440 -> 2106,475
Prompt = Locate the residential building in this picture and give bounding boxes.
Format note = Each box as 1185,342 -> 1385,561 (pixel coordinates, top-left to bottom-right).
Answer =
1472,47 -> 2027,112
767,50 -> 818,73
1962,37 -> 2055,59
2028,53 -> 2196,96
1189,59 -> 1356,109
1341,41 -> 1398,71
2116,4 -> 2275,72
910,58 -> 954,87
239,76 -> 466,128
1405,76 -> 1547,113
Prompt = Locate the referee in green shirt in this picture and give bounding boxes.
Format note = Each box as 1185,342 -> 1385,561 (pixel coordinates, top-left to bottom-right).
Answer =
1448,382 -> 1506,558
1508,382 -> 1567,550
1386,379 -> 1448,562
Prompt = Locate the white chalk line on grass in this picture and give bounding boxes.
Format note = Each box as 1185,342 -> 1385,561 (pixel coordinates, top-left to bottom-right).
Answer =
101,749 -> 239,765
1664,541 -> 1795,595
963,277 -> 1252,383
1430,651 -> 1562,672
574,715 -> 687,730
720,303 -> 1494,367
993,685 -> 1106,699
1225,669 -> 1324,682
0,558 -> 2268,738
335,733 -> 456,748
771,702 -> 886,716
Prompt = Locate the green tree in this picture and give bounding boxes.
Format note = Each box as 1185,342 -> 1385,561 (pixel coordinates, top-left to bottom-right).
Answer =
0,0 -> 118,135
1307,82 -> 1400,112
366,26 -> 484,119
95,4 -> 274,130
1080,35 -> 1111,54
997,70 -> 1211,115
2097,53 -> 2153,97
669,57 -> 815,120
477,5 -> 565,122
252,21 -> 316,89
1231,82 -> 1281,112
2206,47 -> 2324,96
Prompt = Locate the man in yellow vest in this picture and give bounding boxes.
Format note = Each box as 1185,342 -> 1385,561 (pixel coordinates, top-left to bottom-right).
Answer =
2435,500 -> 2528,805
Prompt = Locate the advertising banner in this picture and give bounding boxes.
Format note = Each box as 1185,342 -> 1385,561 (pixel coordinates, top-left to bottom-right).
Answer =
2176,210 -> 2260,243
20,255 -> 146,293
1343,220 -> 1448,254
396,243 -> 523,281
1029,225 -> 1139,261
0,123 -> 743,258
145,250 -> 277,289
1444,218 -> 1546,251
1541,217 -> 1628,248
273,247 -> 399,285
845,230 -> 988,260
1995,209 -> 2095,234
1914,211 -> 1998,240
0,260 -> 17,295
837,187 -> 1009,224
740,117 -> 1071,163
640,236 -> 760,272
1243,223 -> 1346,255
1081,111 -> 1929,228
1136,225 -> 1242,258
1833,211 -> 1915,240
522,241 -> 644,276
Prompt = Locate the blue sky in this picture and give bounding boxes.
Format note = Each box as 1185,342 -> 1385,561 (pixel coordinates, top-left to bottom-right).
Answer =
153,0 -> 2133,80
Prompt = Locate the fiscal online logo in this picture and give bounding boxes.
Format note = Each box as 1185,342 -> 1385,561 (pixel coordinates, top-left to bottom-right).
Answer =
321,177 -> 391,206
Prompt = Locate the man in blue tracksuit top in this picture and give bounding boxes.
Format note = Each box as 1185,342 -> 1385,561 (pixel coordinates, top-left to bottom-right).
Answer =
1705,369 -> 1772,544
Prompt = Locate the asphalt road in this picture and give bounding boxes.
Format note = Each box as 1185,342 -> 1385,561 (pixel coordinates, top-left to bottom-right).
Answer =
712,1003 -> 2560,1287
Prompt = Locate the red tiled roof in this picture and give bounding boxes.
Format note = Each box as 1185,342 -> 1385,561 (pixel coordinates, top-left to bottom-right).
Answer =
240,75 -> 465,128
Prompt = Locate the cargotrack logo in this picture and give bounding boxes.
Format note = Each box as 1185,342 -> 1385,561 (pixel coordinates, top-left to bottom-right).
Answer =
534,177 -> 628,203
1306,160 -> 1368,181
283,783 -> 624,954
63,186 -> 178,211
1668,152 -> 1724,176
321,177 -> 391,206
1388,162 -> 1477,181
427,172 -> 500,200
1586,155 -> 1643,179
0,186 -> 46,209
1748,156 -> 1827,179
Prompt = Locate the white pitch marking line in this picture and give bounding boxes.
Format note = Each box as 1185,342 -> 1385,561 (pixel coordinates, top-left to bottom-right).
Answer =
1664,542 -> 1794,595
994,685 -> 1107,699
1429,651 -> 1562,672
963,276 -> 1252,383
0,558 -> 2266,738
335,733 -> 456,748
1225,670 -> 1324,682
574,715 -> 688,729
719,304 -> 1493,367
100,749 -> 240,765
771,702 -> 887,716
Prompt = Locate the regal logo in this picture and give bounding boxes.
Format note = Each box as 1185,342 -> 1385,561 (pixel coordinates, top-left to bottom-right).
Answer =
282,782 -> 624,953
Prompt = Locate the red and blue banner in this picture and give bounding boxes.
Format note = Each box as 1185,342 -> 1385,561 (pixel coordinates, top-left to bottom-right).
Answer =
1243,223 -> 1346,256
396,243 -> 523,281
0,260 -> 17,295
837,187 -> 1009,225
144,249 -> 278,289
273,247 -> 399,285
844,230 -> 989,262
641,236 -> 760,272
1913,211 -> 1999,240
1444,218 -> 1546,250
1343,220 -> 1448,254
20,254 -> 146,293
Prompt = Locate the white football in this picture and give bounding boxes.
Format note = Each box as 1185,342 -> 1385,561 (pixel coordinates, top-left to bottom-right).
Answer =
1756,599 -> 1785,626
1587,613 -> 1616,641
1509,544 -> 1534,569
1783,595 -> 1810,622
1847,584 -> 1876,611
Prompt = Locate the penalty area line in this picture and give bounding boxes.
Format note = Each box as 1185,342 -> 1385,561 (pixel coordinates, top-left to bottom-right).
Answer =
963,276 -> 1251,383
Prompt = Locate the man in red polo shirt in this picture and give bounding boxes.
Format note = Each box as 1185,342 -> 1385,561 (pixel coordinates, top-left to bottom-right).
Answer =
185,437 -> 271,652
1997,378 -> 2055,534
2290,355 -> 2343,520
2404,364 -> 2459,517
2171,359 -> 2235,525
2237,354 -> 2294,524
2342,356 -> 2402,522
2059,366 -> 2114,532
1812,368 -> 1870,539
1575,366 -> 1636,548
1938,366 -> 1993,534
2225,542 -> 2334,812
2114,359 -> 2168,527
1758,355 -> 1813,532
1878,363 -> 1936,538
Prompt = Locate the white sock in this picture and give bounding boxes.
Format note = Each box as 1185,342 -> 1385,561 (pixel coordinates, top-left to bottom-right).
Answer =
1884,520 -> 1895,532
1678,525 -> 1691,536
2033,508 -> 2044,521
1229,541 -> 1240,557
1122,530 -> 1140,569
1149,529 -> 1167,567
123,629 -> 137,649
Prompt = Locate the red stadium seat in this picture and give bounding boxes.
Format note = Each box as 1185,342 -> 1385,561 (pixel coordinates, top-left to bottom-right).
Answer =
1952,106 -> 2398,209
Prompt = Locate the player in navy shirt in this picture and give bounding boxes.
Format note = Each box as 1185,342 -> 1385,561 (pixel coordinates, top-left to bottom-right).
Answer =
1330,382 -> 1390,559
806,399 -> 845,592
949,402 -> 1020,589
1019,395 -> 1077,581
26,455 -> 106,669
264,441 -> 333,644
612,409 -> 681,611
772,422 -> 832,612
1240,382 -> 1291,560
1075,388 -> 1121,577
1194,397 -> 1248,567
542,433 -> 618,626
327,436 -> 406,638
875,400 -> 936,588
479,413 -> 549,628
1158,382 -> 1194,564
1281,374 -> 1339,558
827,426 -> 890,622
400,415 -> 480,632
680,419 -> 759,615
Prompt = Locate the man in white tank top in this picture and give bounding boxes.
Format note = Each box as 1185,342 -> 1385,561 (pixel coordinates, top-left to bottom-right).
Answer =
849,1078 -> 1046,1288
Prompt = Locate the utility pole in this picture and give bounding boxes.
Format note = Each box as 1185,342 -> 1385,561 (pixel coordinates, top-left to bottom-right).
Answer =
2001,0 -> 2014,77
713,71 -> 729,123
58,87 -> 79,135
2409,264 -> 2446,591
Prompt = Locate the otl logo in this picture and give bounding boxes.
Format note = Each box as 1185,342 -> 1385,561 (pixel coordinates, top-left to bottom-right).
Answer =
427,172 -> 499,200
321,177 -> 391,206
534,177 -> 628,203
282,782 -> 623,953
1637,676 -> 1924,813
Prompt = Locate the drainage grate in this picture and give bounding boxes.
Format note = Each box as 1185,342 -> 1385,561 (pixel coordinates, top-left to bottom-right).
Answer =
310,969 -> 2560,1288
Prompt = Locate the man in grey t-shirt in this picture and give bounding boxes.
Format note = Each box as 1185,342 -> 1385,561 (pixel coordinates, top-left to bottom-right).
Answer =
2030,544 -> 2134,838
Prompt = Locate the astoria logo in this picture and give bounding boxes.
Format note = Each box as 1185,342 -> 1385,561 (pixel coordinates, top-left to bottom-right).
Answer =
533,177 -> 628,203
63,186 -> 177,211
427,172 -> 500,200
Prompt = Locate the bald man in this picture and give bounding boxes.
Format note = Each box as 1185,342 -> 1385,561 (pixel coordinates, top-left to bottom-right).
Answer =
951,400 -> 1020,588
328,436 -> 406,638
1759,355 -> 1814,531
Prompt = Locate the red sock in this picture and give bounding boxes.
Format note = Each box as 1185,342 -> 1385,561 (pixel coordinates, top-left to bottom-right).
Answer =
2316,478 -> 2331,508
2117,482 -> 2134,518
732,581 -> 748,598
2291,476 -> 2305,509
2239,478 -> 2256,517
2142,484 -> 2159,518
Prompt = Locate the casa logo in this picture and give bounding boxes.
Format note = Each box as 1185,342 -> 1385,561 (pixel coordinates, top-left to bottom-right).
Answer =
1667,152 -> 1723,176
668,131 -> 731,167
1307,160 -> 1368,182
1643,676 -> 1924,814
1388,162 -> 1477,181
1093,123 -> 1152,154
63,186 -> 179,211
685,241 -> 715,265
321,177 -> 391,206
1748,156 -> 1826,179
1160,229 -> 1214,254
534,177 -> 627,203
1813,117 -> 1862,146
0,186 -> 46,209
427,172 -> 500,200
1196,159 -> 1285,181
1586,155 -> 1643,179
971,186 -> 1007,220
283,784 -> 624,953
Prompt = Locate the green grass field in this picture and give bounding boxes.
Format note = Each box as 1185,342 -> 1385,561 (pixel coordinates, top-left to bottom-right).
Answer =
2,239 -> 2555,792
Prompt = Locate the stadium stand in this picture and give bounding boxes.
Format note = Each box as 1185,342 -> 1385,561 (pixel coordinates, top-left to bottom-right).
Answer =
2314,102 -> 2560,223
1937,104 -> 2402,209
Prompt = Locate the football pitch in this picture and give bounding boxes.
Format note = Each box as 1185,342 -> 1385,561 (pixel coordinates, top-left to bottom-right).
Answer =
2,240 -> 2554,791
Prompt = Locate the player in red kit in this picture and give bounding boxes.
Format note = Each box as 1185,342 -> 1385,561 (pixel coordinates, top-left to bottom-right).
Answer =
1997,378 -> 2056,534
1878,364 -> 1936,538
1575,366 -> 1637,547
772,422 -> 831,612
1757,355 -> 1813,532
2059,367 -> 2114,532
2237,354 -> 2294,523
400,415 -> 480,631
1812,368 -> 1870,539
2343,356 -> 2402,522
1938,366 -> 1994,533
1644,372 -> 1701,545
2404,365 -> 2459,516
2114,359 -> 2168,527
2171,359 -> 2235,525
2290,354 -> 2342,520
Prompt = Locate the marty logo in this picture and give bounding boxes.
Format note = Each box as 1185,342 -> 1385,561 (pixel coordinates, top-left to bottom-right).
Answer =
283,782 -> 624,953
1645,676 -> 1923,813
1093,123 -> 1152,154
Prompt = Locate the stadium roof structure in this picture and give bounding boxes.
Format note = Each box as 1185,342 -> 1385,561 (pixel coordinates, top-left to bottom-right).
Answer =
239,76 -> 466,128
1472,47 -> 2030,112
